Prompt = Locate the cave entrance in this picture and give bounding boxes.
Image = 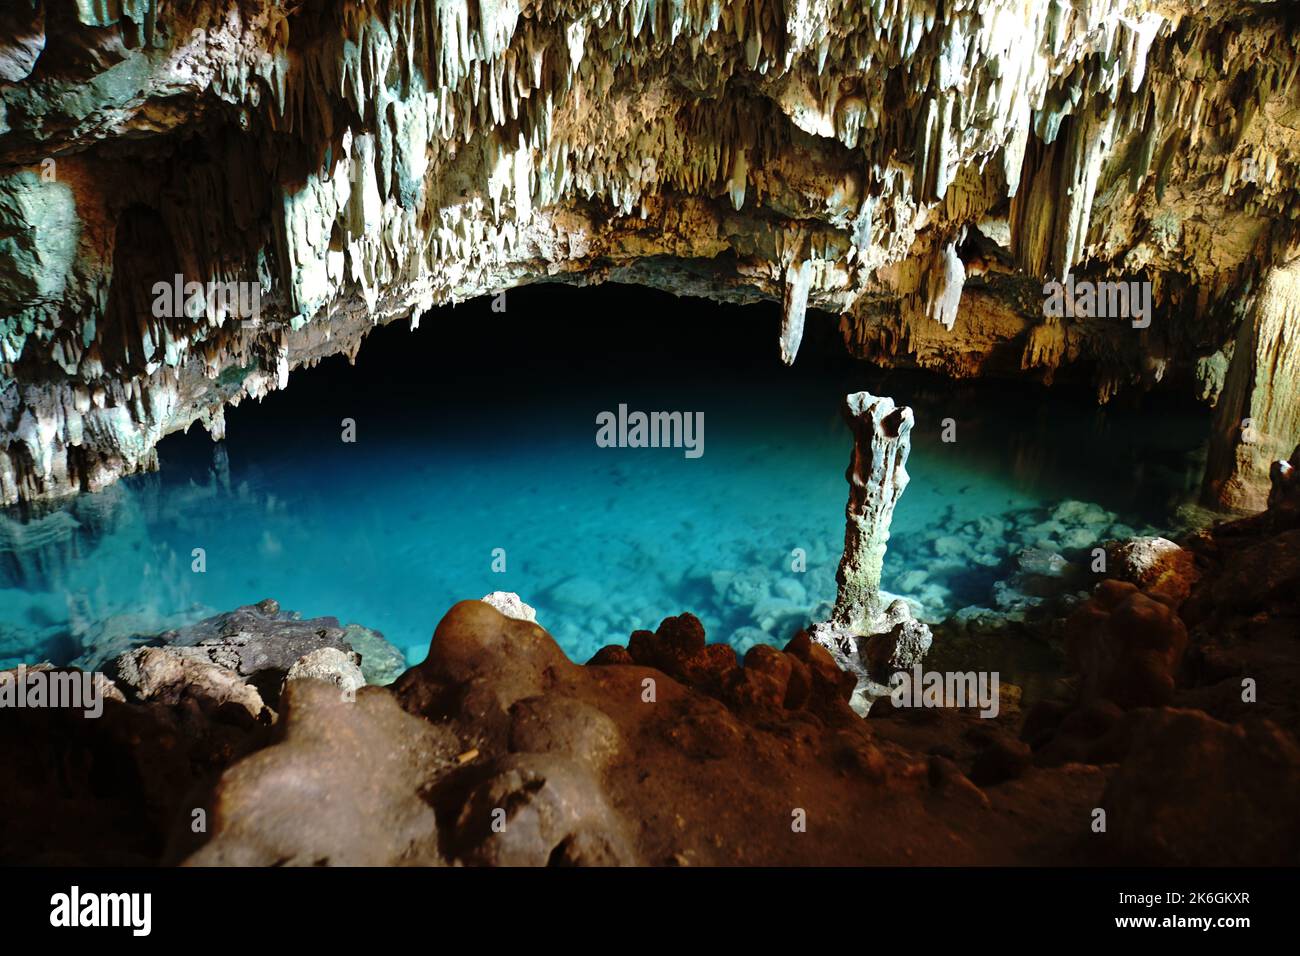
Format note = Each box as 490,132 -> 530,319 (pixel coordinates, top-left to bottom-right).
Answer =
1,284 -> 1212,701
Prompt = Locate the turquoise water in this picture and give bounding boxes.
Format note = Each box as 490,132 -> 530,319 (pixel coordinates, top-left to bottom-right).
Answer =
0,287 -> 1211,671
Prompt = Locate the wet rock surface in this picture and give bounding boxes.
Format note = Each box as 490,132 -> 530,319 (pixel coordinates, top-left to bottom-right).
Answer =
105,599 -> 405,704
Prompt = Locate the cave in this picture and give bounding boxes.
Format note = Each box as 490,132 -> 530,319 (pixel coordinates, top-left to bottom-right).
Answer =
1,0 -> 1298,924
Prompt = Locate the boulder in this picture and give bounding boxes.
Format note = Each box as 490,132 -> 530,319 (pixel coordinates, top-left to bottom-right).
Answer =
1106,537 -> 1199,605
113,647 -> 270,726
283,647 -> 365,700
863,618 -> 933,682
180,681 -> 458,866
156,599 -> 405,703
1065,580 -> 1188,709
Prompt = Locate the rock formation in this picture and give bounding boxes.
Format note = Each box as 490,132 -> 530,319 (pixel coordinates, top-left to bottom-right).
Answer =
1064,579 -> 1188,709
1015,440 -> 1300,863
1270,443 -> 1300,513
1,1 -> 1298,509
5,528 -> 1299,868
1203,258 -> 1300,511
832,391 -> 912,626
102,597 -> 407,691
809,390 -> 932,712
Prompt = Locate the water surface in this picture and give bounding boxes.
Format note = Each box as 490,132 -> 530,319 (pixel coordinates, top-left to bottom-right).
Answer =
0,286 -> 1211,673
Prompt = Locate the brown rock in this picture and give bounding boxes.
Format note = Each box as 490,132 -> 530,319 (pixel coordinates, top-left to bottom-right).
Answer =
1106,537 -> 1200,606
970,736 -> 1033,786
1101,708 -> 1300,865
587,645 -> 634,666
181,680 -> 458,866
1211,529 -> 1300,610
509,696 -> 623,772
1065,580 -> 1188,709
453,754 -> 637,866
927,755 -> 990,809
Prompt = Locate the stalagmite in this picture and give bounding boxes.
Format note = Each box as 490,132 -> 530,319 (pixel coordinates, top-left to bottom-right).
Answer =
831,392 -> 912,627
1203,257 -> 1300,512
809,391 -> 933,714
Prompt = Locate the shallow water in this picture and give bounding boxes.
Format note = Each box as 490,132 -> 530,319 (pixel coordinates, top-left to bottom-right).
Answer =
0,286 -> 1211,674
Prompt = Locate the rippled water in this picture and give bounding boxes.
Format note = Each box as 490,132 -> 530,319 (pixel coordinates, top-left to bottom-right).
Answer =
0,286 -> 1212,673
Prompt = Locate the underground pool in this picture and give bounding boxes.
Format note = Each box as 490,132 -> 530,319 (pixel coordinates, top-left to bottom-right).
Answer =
0,286 -> 1212,692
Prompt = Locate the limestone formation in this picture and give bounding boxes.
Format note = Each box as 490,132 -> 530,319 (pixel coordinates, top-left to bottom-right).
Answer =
123,598 -> 403,695
832,391 -> 913,628
1271,444 -> 1300,512
3,1 -> 1300,871
1103,536 -> 1199,606
1064,579 -> 1189,709
3,554 -> 1300,866
808,390 -> 932,712
1203,258 -> 1300,510
180,680 -> 456,866
1,1 -> 1298,507
481,589 -> 538,622
283,647 -> 366,700
113,645 -> 271,725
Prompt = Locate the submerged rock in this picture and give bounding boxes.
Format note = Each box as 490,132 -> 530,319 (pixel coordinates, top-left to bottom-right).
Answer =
341,624 -> 409,686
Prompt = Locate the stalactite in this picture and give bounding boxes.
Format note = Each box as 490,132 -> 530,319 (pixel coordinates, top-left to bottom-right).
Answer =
0,1 -> 1297,505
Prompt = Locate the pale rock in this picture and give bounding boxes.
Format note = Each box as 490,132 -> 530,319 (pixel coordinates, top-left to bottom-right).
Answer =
481,591 -> 538,623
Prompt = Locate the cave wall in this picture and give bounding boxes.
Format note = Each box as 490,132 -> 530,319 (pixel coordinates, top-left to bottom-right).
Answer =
1,0 -> 1298,508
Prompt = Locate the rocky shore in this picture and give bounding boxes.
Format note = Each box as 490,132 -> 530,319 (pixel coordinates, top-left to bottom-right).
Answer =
2,444 -> 1297,865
